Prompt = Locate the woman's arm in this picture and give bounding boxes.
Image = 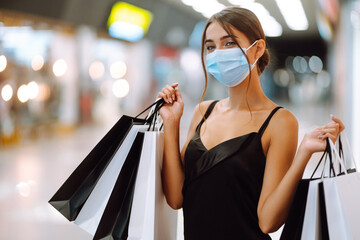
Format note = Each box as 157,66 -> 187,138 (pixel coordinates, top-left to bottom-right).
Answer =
257,111 -> 343,233
159,83 -> 211,209
158,84 -> 184,209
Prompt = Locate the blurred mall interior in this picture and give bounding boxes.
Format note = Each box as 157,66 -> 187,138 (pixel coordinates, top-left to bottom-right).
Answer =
0,0 -> 359,239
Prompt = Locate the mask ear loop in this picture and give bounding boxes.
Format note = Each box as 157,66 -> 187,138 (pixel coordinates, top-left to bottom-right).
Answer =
245,39 -> 259,51
244,40 -> 259,67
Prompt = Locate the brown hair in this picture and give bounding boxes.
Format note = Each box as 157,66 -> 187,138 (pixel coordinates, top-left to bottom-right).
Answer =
199,7 -> 270,102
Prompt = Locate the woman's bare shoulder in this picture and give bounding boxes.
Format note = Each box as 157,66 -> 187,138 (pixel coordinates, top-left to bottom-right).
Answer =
270,107 -> 298,132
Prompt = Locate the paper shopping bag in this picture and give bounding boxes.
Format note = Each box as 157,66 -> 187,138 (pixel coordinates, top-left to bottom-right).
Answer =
48,99 -> 164,221
74,125 -> 148,235
48,115 -> 146,221
280,180 -> 310,240
93,132 -> 145,240
319,136 -> 360,240
321,172 -> 360,240
127,131 -> 178,240
281,142 -> 331,240
300,179 -> 323,240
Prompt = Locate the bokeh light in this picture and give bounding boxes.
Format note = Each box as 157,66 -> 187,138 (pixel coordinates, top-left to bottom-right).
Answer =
27,81 -> 40,100
309,55 -> 323,73
17,84 -> 29,103
1,84 -> 13,102
16,180 -> 36,198
110,61 -> 127,79
0,55 -> 7,72
16,182 -> 31,197
292,56 -> 308,73
112,79 -> 130,98
89,61 -> 105,80
273,69 -> 295,87
53,59 -> 68,77
31,55 -> 44,71
36,83 -> 51,101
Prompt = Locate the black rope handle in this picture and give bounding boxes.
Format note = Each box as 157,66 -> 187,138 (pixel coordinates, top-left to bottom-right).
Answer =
142,98 -> 165,131
310,138 -> 336,179
338,135 -> 344,173
135,98 -> 165,119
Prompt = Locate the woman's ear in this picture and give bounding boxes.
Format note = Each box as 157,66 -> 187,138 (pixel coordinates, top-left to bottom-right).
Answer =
255,39 -> 266,59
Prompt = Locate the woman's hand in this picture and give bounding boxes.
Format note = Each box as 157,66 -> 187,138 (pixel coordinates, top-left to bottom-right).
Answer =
300,115 -> 345,155
157,83 -> 184,123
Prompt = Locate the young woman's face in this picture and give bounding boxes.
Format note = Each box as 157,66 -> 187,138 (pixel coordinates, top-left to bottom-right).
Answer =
204,21 -> 258,64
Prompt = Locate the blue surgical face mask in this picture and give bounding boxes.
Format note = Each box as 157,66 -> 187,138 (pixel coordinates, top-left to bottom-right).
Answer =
206,40 -> 258,87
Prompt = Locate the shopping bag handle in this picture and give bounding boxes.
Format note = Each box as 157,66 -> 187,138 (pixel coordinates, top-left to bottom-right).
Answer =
135,98 -> 165,120
340,131 -> 358,172
328,138 -> 348,176
310,138 -> 336,179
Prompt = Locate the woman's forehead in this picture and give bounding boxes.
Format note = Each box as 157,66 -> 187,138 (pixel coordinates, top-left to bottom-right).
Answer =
205,21 -> 250,44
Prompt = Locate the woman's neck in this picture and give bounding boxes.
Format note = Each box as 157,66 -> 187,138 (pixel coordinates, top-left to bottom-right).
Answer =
226,72 -> 269,111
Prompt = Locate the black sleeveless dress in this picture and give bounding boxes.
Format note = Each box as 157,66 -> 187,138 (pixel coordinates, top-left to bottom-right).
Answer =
182,100 -> 282,240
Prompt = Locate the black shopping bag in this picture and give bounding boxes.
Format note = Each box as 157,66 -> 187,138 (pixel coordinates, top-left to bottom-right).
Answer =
280,141 -> 332,240
93,132 -> 145,240
280,179 -> 311,240
49,99 -> 164,221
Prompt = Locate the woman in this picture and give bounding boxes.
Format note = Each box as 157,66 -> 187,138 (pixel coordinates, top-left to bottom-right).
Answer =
157,7 -> 344,240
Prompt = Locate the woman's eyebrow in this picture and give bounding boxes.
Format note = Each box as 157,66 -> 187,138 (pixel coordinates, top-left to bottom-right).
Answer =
204,35 -> 238,44
221,35 -> 237,40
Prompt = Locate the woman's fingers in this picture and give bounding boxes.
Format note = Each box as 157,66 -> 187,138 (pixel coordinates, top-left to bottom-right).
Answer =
157,92 -> 167,101
161,85 -> 175,103
175,88 -> 183,103
170,82 -> 179,88
317,128 -> 336,143
158,83 -> 181,104
331,115 -> 345,132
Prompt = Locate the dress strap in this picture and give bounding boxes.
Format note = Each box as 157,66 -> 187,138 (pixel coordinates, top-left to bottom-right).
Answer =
258,106 -> 283,137
196,100 -> 219,132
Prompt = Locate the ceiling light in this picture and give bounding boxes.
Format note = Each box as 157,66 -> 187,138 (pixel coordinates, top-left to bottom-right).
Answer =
227,0 -> 254,5
275,0 -> 309,31
241,3 -> 283,37
194,0 -> 226,18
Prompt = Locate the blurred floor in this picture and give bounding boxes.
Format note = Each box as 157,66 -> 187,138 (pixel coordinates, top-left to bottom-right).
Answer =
0,102 -> 333,240
0,126 -> 107,240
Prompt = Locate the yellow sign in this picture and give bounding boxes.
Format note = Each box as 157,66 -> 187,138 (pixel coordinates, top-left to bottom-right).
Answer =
107,2 -> 153,37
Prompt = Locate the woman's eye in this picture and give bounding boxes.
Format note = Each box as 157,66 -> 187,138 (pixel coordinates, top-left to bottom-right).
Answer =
206,45 -> 215,51
225,41 -> 236,47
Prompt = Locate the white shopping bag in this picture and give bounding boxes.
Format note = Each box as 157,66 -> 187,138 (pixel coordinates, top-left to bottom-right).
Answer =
74,124 -> 148,235
301,179 -> 323,240
322,177 -> 352,240
329,172 -> 360,239
128,131 -> 178,240
321,137 -> 360,240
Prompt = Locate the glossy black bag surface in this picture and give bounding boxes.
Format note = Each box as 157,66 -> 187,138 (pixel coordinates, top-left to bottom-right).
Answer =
280,179 -> 311,240
93,132 -> 144,240
48,116 -> 147,221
